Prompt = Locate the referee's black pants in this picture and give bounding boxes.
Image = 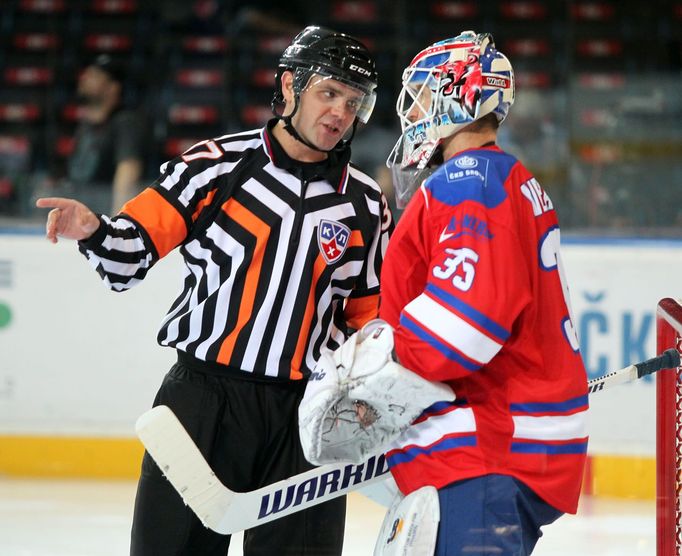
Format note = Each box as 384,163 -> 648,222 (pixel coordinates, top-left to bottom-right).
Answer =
130,354 -> 346,556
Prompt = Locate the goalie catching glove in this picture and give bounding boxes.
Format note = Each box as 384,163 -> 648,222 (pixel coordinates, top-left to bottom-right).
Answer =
299,320 -> 455,465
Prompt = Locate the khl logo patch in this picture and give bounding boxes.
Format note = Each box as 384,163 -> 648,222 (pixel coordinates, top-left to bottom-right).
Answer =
318,220 -> 350,264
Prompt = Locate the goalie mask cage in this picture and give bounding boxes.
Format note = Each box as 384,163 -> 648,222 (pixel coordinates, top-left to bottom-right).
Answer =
657,297 -> 682,555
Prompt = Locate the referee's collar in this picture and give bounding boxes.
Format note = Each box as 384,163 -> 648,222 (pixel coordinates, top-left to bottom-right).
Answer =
261,119 -> 351,194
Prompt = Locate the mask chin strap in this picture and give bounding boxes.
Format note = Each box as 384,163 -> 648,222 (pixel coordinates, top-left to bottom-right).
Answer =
272,94 -> 357,155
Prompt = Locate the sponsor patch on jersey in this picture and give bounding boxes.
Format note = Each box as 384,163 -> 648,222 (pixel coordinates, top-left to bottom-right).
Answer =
318,220 -> 351,264
446,156 -> 488,183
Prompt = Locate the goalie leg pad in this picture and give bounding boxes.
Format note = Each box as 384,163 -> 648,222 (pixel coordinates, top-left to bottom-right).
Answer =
373,486 -> 440,556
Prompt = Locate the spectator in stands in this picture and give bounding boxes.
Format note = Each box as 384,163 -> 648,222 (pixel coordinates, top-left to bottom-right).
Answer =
65,54 -> 145,214
230,0 -> 307,35
158,0 -> 307,36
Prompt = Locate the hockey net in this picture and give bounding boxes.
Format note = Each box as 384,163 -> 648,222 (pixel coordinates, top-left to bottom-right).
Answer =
657,298 -> 682,555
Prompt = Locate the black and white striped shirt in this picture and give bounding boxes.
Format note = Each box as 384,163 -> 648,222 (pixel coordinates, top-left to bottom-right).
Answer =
79,121 -> 394,380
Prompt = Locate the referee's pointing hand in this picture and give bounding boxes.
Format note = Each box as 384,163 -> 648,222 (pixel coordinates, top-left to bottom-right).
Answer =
35,197 -> 100,244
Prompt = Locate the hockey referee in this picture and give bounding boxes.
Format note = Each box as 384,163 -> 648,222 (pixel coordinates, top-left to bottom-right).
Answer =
36,25 -> 394,556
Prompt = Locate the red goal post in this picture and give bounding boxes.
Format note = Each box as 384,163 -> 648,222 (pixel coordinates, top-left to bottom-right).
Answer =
657,298 -> 682,555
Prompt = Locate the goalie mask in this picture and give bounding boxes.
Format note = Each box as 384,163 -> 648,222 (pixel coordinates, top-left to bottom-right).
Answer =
386,31 -> 515,207
272,25 -> 378,153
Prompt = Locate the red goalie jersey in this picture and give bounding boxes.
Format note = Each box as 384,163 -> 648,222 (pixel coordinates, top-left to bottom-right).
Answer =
380,145 -> 588,514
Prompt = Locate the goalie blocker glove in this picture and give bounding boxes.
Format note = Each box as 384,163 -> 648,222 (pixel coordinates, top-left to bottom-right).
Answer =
298,320 -> 455,465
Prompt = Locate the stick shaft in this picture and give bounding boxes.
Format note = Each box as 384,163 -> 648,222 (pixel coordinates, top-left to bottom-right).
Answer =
587,348 -> 680,394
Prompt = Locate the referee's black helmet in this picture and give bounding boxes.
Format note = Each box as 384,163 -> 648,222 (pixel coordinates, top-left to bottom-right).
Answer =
272,25 -> 378,124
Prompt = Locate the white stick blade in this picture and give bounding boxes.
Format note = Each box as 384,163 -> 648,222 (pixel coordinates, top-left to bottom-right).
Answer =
135,405 -> 236,532
135,405 -> 391,535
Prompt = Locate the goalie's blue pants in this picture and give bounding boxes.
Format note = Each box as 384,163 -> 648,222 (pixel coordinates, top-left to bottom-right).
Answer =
436,474 -> 563,556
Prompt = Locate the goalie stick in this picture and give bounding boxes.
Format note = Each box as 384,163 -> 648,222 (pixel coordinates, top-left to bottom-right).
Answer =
135,348 -> 680,535
586,348 -> 679,394
135,405 -> 389,535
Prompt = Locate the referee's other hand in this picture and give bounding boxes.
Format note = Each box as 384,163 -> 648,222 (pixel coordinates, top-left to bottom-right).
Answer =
35,197 -> 100,244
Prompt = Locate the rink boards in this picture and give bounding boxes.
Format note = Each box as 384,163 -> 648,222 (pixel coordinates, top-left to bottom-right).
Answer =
1,232 -> 681,499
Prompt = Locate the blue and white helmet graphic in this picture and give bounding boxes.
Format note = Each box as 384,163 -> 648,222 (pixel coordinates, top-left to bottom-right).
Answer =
386,31 -> 515,208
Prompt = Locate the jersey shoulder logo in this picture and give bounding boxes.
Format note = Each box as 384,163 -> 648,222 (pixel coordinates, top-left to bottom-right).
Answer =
454,155 -> 478,169
318,220 -> 351,264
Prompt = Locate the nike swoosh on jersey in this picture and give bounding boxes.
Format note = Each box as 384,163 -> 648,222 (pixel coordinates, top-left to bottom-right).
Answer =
439,227 -> 456,243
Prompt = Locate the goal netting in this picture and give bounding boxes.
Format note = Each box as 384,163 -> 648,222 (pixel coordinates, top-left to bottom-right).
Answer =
657,298 -> 682,555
